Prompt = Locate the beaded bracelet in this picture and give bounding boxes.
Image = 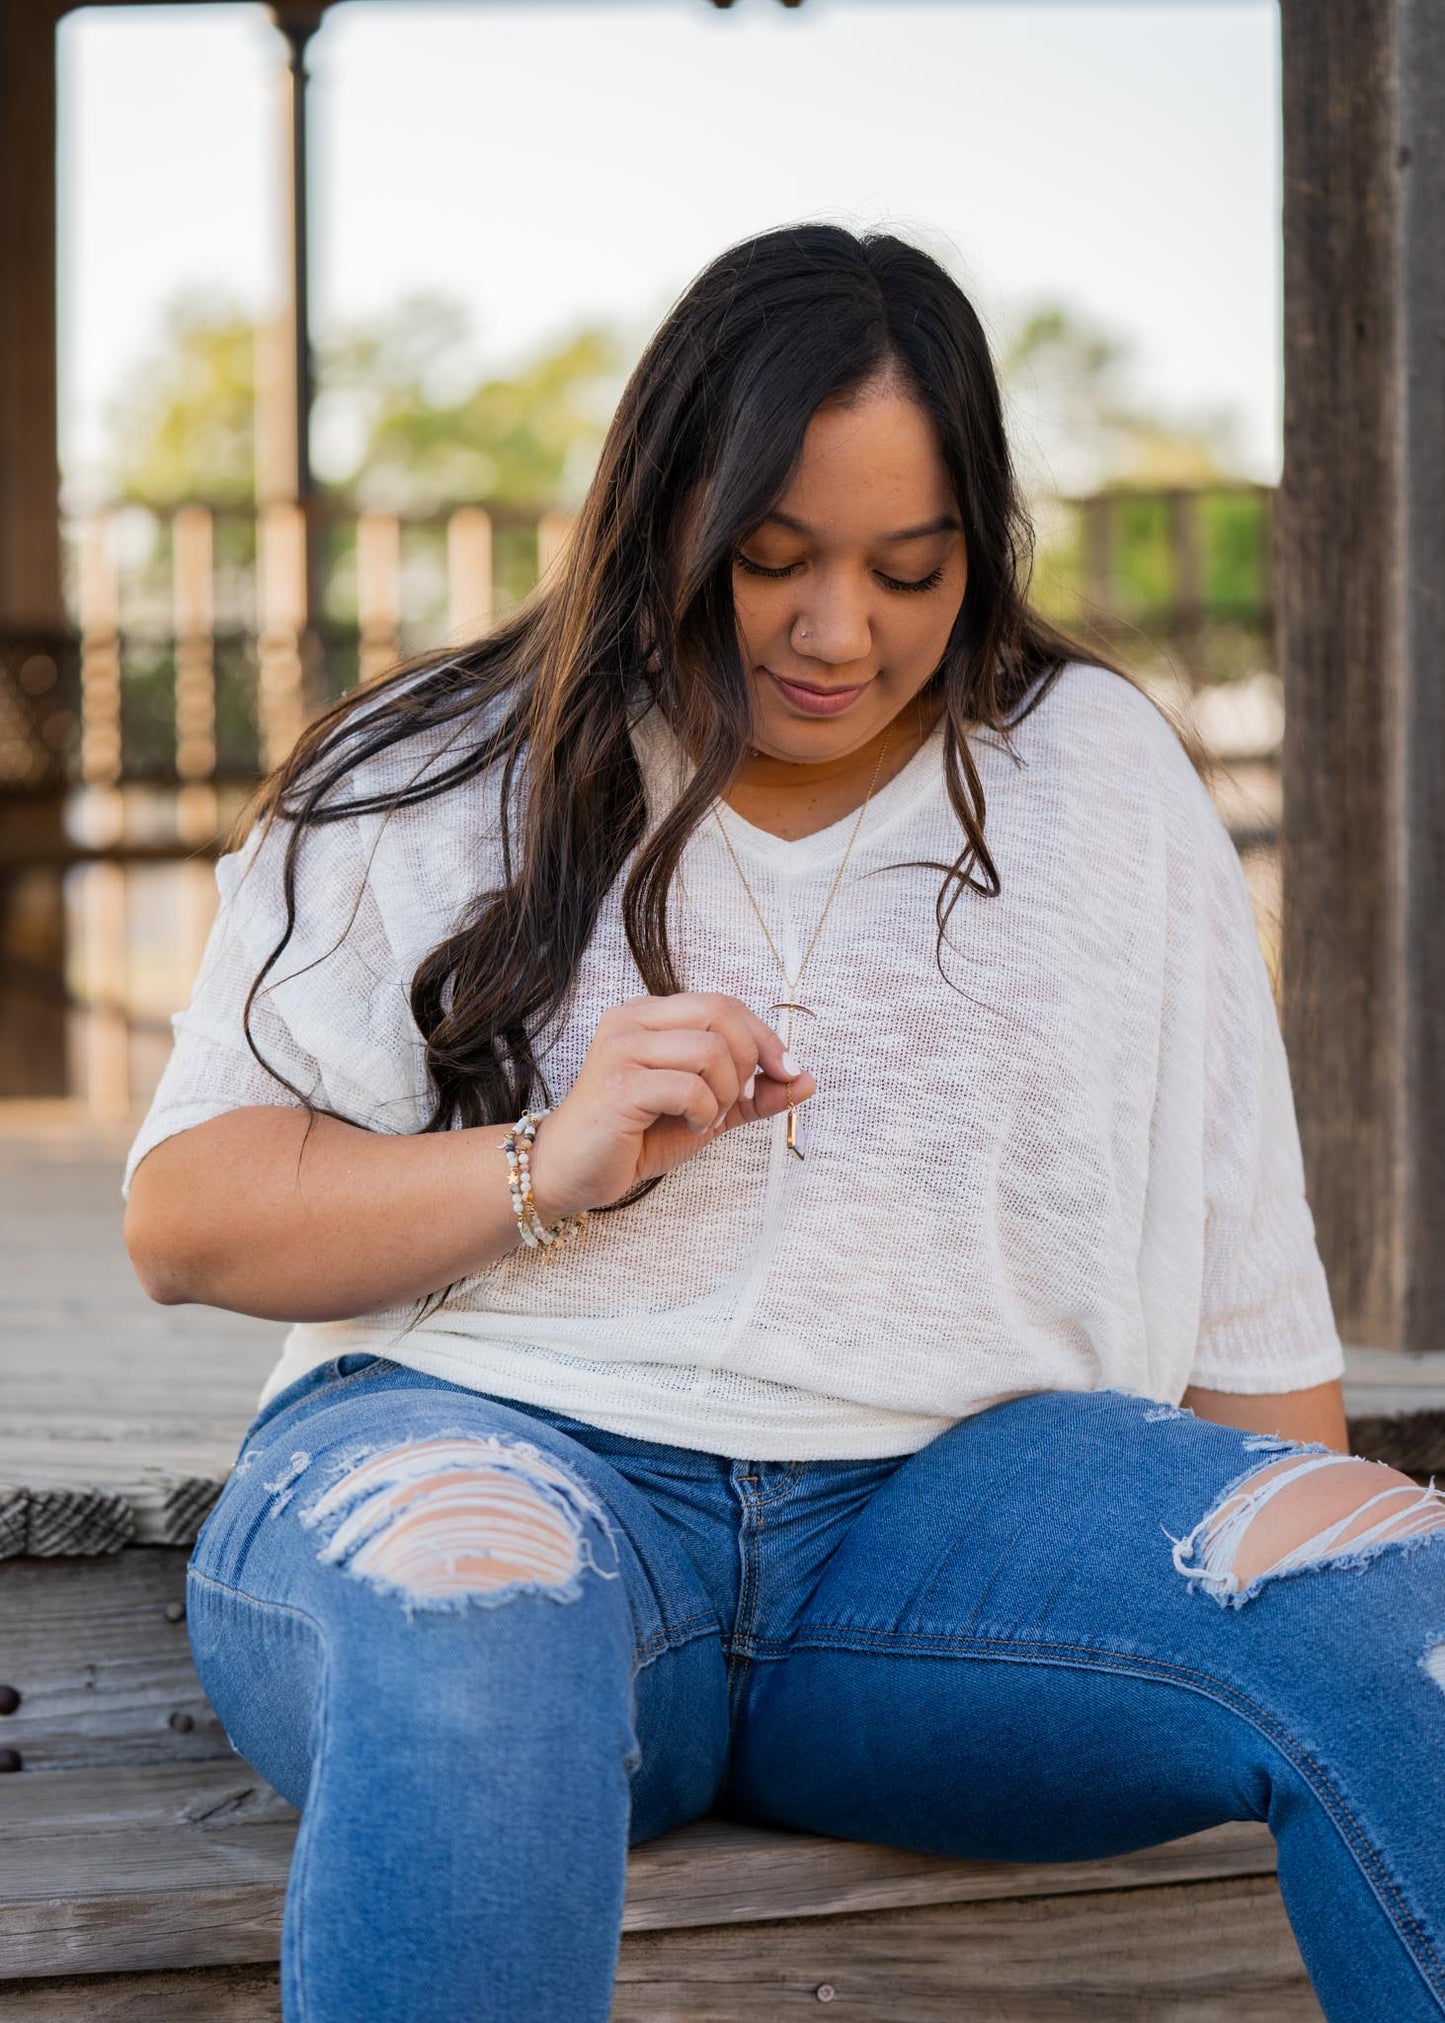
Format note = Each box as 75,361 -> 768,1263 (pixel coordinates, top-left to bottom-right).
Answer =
501,1108 -> 590,1255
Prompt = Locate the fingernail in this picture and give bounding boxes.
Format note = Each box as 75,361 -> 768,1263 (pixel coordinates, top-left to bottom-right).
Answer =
744,1072 -> 757,1099
781,1050 -> 801,1078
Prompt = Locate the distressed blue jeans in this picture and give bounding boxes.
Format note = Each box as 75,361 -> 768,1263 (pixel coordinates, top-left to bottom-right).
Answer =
186,1354 -> 1445,2022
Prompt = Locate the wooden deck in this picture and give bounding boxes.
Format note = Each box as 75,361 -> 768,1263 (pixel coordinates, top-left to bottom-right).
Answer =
0,1104 -> 282,1555
3,1102 -> 1439,2016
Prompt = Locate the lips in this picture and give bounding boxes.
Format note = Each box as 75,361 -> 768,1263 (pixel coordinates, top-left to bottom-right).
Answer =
765,669 -> 869,717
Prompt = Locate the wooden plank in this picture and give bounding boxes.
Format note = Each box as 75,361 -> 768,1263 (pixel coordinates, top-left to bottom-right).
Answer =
0,1966 -> 281,2023
446,505 -> 493,637
0,1549 -> 227,1773
0,1878 -> 1322,2023
0,1761 -> 295,1838
0,1437 -> 227,1556
1344,1347 -> 1445,1469
0,1826 -> 299,1979
0,1481 -> 135,1560
172,504 -> 218,809
1278,0 -> 1445,1353
0,1751 -> 1281,1981
356,512 -> 401,684
611,1878 -> 1321,2021
621,1814 -> 1277,1933
255,502 -> 307,773
0,1126 -> 284,1469
0,0 -> 64,636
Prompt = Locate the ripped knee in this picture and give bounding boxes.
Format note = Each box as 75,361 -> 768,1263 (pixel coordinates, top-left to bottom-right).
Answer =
293,1433 -> 620,1614
1171,1446 -> 1445,1607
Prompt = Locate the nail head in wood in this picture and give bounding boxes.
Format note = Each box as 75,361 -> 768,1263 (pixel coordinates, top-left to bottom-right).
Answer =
163,1601 -> 186,1623
0,1685 -> 19,1714
0,1748 -> 22,1772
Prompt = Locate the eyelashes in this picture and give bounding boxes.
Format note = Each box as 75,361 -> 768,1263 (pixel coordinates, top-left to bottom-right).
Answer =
733,554 -> 947,596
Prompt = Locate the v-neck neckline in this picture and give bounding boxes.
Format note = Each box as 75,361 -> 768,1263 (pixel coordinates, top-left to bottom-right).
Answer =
631,699 -> 948,874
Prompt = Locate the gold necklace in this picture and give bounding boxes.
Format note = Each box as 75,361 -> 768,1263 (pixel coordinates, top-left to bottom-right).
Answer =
711,717 -> 898,1161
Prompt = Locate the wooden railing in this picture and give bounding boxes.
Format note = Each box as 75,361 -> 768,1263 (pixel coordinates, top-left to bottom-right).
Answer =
0,482 -> 1275,822
62,498 -> 578,814
1030,483 -> 1274,684
0,485 -> 1278,1117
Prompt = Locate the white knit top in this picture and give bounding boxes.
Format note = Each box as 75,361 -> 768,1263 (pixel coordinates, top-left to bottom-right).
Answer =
122,660 -> 1343,1458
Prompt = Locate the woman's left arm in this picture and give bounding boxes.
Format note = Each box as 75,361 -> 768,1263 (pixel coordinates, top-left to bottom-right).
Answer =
1173,764 -> 1347,1443
1181,1379 -> 1349,1452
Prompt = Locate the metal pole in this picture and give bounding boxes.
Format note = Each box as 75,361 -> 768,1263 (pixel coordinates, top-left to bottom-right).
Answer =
269,6 -> 323,507
266,4 -> 327,704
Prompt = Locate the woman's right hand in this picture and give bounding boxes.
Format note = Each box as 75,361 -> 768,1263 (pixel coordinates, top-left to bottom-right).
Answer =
526,993 -> 815,1221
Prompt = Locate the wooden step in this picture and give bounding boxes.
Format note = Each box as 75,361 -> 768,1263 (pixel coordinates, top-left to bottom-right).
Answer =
0,1880 -> 1325,2023
0,1124 -> 1354,2014
0,1548 -> 223,1774
0,1757 -> 1318,2019
0,1543 -> 1325,2017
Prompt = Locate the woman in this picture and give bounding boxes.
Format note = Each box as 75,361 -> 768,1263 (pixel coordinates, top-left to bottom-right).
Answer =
123,224 -> 1445,2022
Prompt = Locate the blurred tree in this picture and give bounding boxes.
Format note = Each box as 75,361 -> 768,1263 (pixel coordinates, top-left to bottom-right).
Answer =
104,289 -> 629,512
105,291 -> 257,506
998,300 -> 1246,501
318,294 -> 626,513
107,290 -> 1243,514
98,288 -> 1269,677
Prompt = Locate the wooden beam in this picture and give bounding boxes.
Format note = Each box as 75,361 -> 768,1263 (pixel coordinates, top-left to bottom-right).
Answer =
0,0 -> 62,635
0,0 -> 69,1100
1277,0 -> 1445,1352
0,1747 -> 1289,1985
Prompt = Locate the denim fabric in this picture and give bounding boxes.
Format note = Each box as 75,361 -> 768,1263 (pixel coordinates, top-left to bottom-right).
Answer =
186,1356 -> 1445,2022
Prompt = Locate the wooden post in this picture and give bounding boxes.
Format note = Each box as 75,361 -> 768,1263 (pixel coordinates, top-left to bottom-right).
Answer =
77,515 -> 122,806
0,1 -> 62,636
256,501 -> 308,773
1081,493 -> 1113,658
447,507 -> 494,639
355,512 -> 401,685
74,514 -> 128,1118
1277,0 -> 1445,1352
256,5 -> 332,724
537,508 -> 576,583
1166,489 -> 1204,684
172,505 -> 219,847
0,0 -> 70,1098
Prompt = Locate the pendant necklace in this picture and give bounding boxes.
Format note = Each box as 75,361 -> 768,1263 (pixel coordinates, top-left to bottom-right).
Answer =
710,714 -> 901,1161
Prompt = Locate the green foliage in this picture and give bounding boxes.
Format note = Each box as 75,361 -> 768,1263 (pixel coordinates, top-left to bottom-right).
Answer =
105,292 -> 257,506
105,288 -> 628,516
1001,298 -> 1246,500
98,287 -> 1271,681
320,295 -> 626,514
1200,491 -> 1269,616
1111,495 -> 1176,619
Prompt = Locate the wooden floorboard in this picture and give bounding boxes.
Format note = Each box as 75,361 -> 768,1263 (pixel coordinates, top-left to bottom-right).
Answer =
0,1549 -> 227,1773
0,1114 -> 282,1423
0,1873 -> 1327,2023
611,1877 -> 1324,2021
0,1882 -> 1320,2022
0,1965 -> 282,2022
0,1755 -> 1285,1982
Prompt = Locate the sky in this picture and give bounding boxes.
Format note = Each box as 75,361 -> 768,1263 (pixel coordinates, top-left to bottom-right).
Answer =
58,0 -> 1282,500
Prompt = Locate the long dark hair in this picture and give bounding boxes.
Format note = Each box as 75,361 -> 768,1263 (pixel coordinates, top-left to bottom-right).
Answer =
230,222 -> 1130,1263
